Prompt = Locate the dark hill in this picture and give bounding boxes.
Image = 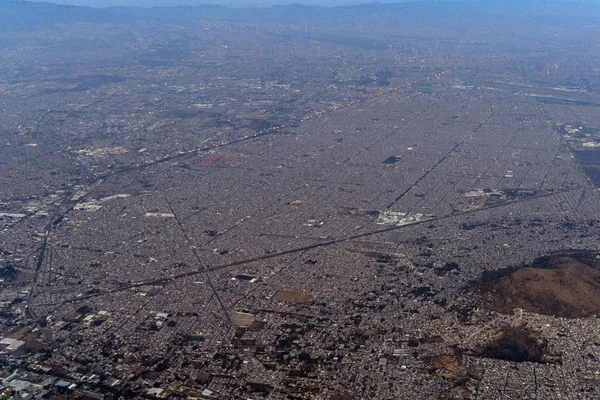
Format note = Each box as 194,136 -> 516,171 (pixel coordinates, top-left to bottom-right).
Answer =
479,251 -> 600,319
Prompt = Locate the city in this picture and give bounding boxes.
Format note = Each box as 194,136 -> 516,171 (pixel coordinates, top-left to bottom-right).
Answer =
2,0 -> 600,398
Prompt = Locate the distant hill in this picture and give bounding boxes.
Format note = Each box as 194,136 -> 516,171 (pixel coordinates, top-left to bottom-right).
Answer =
0,0 -> 228,29
1,0 -> 599,31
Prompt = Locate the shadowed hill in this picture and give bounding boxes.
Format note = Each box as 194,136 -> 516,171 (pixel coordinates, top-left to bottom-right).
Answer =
479,252 -> 600,318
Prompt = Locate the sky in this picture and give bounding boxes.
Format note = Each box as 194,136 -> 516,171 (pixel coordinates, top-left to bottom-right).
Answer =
26,0 -> 410,7
23,0 -> 595,7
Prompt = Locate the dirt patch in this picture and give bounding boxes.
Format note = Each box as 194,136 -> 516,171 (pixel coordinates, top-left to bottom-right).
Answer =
231,312 -> 254,327
330,394 -> 354,400
426,354 -> 460,373
272,290 -> 310,304
362,328 -> 380,337
477,250 -> 600,318
479,326 -> 547,363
